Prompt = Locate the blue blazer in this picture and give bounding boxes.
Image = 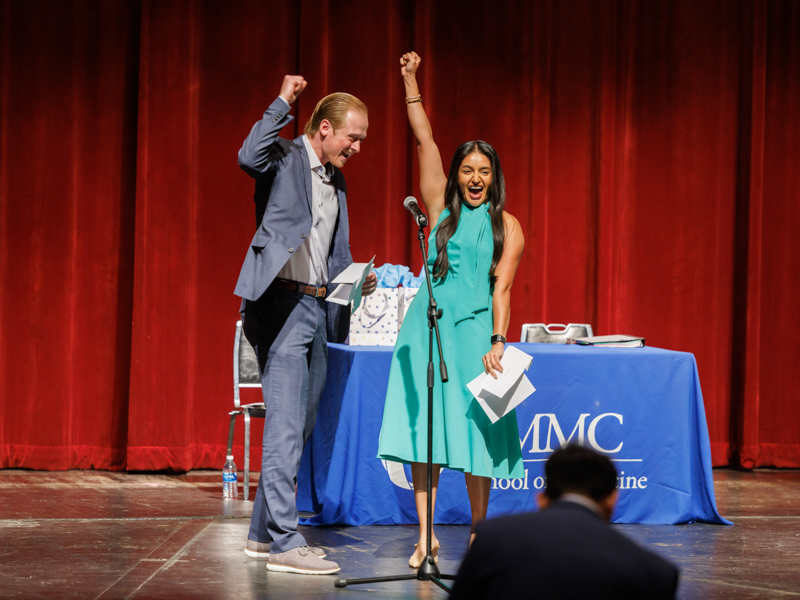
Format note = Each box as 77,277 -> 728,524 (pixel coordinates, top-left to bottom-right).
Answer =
234,97 -> 353,341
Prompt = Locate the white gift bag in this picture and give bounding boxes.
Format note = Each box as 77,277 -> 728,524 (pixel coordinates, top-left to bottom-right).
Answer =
349,288 -> 420,346
398,287 -> 419,328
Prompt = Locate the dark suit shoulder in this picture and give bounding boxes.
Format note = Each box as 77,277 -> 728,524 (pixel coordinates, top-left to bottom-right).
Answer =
454,503 -> 678,600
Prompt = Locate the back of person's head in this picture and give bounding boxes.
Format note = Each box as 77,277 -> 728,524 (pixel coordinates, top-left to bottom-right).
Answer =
304,93 -> 368,136
544,444 -> 618,503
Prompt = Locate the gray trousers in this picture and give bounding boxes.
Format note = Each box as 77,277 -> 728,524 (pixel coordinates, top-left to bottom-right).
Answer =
242,286 -> 328,553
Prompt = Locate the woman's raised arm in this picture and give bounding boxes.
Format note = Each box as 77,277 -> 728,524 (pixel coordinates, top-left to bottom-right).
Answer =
401,52 -> 446,226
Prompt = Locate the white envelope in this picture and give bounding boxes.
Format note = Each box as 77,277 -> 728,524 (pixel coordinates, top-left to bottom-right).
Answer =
326,256 -> 375,313
466,346 -> 536,423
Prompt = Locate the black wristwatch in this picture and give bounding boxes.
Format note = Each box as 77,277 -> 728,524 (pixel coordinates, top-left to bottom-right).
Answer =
491,334 -> 507,345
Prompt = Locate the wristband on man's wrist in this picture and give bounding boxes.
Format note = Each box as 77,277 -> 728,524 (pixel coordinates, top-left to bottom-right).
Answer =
491,334 -> 507,345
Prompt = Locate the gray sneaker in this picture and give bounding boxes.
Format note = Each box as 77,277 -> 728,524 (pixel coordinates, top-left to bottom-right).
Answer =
245,539 -> 327,559
244,540 -> 271,558
266,546 -> 340,575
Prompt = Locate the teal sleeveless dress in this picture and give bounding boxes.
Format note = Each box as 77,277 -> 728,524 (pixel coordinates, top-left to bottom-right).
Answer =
377,202 -> 524,479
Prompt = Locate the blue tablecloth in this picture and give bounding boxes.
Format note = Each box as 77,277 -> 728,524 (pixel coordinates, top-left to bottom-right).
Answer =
297,342 -> 730,526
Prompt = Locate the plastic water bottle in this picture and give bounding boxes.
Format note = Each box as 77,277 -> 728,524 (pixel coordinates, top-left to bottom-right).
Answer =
222,455 -> 238,500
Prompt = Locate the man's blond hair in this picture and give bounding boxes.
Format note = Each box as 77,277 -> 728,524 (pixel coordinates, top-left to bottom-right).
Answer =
304,93 -> 368,136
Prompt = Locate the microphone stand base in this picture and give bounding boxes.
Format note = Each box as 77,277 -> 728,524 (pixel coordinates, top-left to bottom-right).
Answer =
335,223 -> 456,593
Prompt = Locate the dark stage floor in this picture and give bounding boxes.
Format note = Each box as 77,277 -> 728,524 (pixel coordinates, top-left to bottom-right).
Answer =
0,468 -> 799,599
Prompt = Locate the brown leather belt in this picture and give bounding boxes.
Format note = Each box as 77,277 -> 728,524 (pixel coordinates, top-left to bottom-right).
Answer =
272,278 -> 327,298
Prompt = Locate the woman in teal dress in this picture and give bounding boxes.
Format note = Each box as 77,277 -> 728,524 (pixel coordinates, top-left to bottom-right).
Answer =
377,52 -> 525,568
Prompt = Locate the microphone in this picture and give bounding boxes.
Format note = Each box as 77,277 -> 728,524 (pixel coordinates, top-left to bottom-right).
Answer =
403,196 -> 428,227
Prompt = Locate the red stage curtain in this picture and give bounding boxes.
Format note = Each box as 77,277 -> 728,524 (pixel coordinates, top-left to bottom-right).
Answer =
0,0 -> 139,469
1,0 -> 799,471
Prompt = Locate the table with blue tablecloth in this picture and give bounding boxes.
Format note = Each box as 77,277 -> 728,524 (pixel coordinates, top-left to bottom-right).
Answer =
297,342 -> 730,526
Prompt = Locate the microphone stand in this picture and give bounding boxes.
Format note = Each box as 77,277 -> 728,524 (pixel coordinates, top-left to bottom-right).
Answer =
335,222 -> 456,592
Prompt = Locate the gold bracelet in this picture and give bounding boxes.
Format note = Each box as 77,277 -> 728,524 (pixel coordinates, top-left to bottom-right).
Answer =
405,94 -> 421,101
405,98 -> 422,105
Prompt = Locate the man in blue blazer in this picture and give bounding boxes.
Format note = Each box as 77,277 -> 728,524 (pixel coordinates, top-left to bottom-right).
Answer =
450,445 -> 680,598
235,75 -> 374,575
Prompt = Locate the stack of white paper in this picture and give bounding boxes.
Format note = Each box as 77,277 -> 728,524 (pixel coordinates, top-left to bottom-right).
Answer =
573,334 -> 644,348
466,345 -> 536,423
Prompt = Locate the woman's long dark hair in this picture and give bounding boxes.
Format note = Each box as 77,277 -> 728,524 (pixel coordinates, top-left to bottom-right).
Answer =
433,140 -> 506,283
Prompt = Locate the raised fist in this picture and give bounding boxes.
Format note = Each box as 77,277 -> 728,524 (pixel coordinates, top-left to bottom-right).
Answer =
279,75 -> 307,105
400,52 -> 421,78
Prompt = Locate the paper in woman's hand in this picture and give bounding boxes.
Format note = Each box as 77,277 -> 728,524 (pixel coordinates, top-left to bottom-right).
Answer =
326,256 -> 375,313
466,345 -> 536,423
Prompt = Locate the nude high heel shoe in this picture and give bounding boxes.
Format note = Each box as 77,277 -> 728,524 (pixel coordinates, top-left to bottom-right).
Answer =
409,541 -> 439,568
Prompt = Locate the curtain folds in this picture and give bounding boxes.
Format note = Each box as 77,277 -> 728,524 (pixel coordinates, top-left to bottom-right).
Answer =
1,0 -> 798,471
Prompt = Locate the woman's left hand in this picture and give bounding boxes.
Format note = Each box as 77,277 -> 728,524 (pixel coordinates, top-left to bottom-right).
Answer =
483,343 -> 505,378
